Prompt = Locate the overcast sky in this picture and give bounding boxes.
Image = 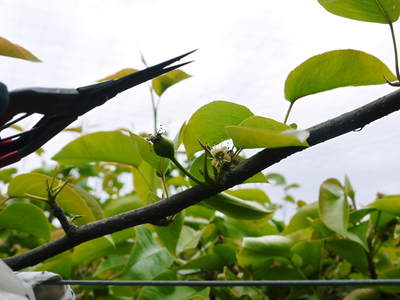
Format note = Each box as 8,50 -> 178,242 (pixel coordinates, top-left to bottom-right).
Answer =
1,0 -> 399,208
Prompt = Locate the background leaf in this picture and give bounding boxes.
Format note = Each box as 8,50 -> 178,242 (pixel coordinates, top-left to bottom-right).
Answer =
0,203 -> 50,240
155,212 -> 184,255
285,49 -> 396,102
8,173 -> 103,225
0,36 -> 40,62
97,68 -> 138,81
152,69 -> 191,96
237,235 -> 293,268
183,101 -> 253,157
318,0 -> 400,24
53,131 -> 142,167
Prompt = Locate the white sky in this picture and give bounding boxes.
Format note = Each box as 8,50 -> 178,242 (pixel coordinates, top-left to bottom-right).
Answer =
1,0 -> 399,208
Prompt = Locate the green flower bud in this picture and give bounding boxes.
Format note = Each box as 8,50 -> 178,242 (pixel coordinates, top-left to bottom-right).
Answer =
152,135 -> 175,159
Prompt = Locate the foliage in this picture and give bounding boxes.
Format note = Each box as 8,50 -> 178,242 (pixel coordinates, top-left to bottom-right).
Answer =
1,1 -> 400,299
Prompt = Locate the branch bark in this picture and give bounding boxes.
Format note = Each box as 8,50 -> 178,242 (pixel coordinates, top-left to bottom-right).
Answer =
4,88 -> 400,270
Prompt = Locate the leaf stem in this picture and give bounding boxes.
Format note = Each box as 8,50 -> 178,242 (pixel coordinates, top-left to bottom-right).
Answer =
284,102 -> 295,124
170,157 -> 203,185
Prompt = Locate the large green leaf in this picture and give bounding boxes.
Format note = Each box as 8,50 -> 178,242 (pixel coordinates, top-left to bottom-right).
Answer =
8,173 -> 103,225
121,226 -> 173,279
292,241 -> 323,275
318,0 -> 400,23
132,162 -> 161,204
0,203 -> 50,240
152,69 -> 191,96
0,36 -> 41,62
202,193 -> 271,220
138,271 -> 209,300
237,235 -> 293,268
103,195 -> 143,217
285,49 -> 396,102
52,131 -> 142,167
183,101 -> 253,157
155,212 -> 184,255
319,178 -> 367,250
225,188 -> 271,204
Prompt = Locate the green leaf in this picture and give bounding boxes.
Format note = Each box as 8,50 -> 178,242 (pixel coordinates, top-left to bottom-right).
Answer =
52,131 -> 142,167
0,168 -> 17,183
130,132 -> 169,172
155,212 -> 184,255
0,36 -> 41,62
237,235 -> 293,268
8,173 -> 103,225
122,226 -> 173,279
225,189 -> 271,204
0,203 -> 50,240
34,252 -> 73,278
369,195 -> 400,215
179,253 -> 225,271
343,288 -> 381,300
202,193 -> 272,220
226,115 -> 309,149
103,195 -> 143,217
176,225 -> 202,254
318,0 -> 400,23
97,68 -> 138,82
72,228 -> 134,267
292,241 -> 323,275
188,153 -> 267,185
152,69 -> 191,96
285,49 -> 396,102
133,162 -> 161,204
223,217 -> 279,239
138,271 -> 209,300
326,240 -> 369,273
283,202 -> 319,234
319,178 -> 367,250
183,101 -> 253,157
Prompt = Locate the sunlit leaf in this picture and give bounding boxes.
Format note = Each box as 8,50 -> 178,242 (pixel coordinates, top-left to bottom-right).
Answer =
292,241 -> 323,275
0,168 -> 17,183
8,173 -> 103,225
342,288 -> 381,300
319,178 -> 367,250
202,193 -> 272,220
103,195 -> 142,217
237,235 -> 293,268
183,101 -> 253,157
318,0 -> 400,23
97,68 -> 138,82
152,69 -> 191,96
0,203 -> 50,240
285,49 -> 396,102
0,36 -> 40,62
53,131 -> 142,167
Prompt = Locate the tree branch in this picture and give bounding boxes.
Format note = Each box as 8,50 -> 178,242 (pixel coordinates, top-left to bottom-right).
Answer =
4,88 -> 400,270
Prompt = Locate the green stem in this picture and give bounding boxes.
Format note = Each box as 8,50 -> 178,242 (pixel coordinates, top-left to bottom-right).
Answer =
160,172 -> 169,199
170,157 -> 203,185
375,0 -> 400,80
389,21 -> 400,81
149,86 -> 158,133
284,102 -> 295,124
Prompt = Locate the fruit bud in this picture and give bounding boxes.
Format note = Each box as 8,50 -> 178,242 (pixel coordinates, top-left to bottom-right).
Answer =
151,134 -> 175,159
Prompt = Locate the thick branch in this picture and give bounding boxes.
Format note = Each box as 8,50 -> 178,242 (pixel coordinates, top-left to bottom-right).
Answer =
4,88 -> 400,270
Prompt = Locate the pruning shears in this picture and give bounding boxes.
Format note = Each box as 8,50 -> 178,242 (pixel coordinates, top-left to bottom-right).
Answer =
0,50 -> 195,168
